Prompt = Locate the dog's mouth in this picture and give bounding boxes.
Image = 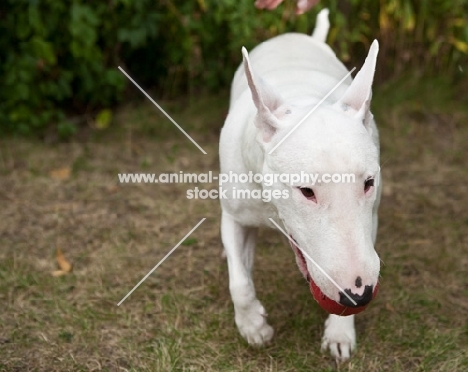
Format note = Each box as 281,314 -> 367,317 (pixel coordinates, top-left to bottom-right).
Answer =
289,235 -> 377,316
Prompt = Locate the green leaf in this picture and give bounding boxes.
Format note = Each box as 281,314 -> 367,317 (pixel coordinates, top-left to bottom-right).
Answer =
30,36 -> 56,65
95,109 -> 113,130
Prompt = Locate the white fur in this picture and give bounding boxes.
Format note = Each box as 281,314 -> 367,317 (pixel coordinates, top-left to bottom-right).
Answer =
219,9 -> 381,361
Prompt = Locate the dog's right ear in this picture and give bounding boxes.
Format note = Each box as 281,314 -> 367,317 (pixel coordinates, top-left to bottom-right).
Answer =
242,47 -> 285,143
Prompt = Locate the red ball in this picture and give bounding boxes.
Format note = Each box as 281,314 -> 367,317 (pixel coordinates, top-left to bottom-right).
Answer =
309,279 -> 379,316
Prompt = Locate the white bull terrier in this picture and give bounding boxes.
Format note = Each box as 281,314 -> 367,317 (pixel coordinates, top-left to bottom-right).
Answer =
219,9 -> 382,361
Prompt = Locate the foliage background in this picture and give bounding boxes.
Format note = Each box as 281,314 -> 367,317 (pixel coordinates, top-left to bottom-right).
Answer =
0,0 -> 467,137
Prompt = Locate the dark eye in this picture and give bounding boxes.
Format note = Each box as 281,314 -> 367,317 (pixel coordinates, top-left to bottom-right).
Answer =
364,178 -> 374,192
300,187 -> 316,200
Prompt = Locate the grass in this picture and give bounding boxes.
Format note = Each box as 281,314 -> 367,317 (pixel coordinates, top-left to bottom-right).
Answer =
1,76 -> 468,371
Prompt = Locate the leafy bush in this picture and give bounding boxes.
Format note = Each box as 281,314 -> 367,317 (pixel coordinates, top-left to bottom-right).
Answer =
0,0 -> 160,136
0,0 -> 466,137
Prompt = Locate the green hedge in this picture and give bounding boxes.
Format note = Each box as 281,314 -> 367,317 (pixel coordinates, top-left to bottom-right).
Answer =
0,0 -> 467,136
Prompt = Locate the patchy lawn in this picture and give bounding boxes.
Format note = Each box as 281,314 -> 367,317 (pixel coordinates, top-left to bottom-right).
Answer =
1,78 -> 467,371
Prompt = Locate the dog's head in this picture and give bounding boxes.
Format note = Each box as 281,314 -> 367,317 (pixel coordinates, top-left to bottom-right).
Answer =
242,41 -> 380,315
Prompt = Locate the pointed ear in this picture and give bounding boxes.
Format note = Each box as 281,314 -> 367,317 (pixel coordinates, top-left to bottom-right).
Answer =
242,47 -> 286,142
336,40 -> 379,128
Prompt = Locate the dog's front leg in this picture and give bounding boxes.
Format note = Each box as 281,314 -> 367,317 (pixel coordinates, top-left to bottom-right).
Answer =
321,314 -> 356,361
221,212 -> 274,345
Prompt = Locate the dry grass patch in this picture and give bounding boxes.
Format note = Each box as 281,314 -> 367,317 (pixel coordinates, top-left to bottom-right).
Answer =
1,79 -> 467,371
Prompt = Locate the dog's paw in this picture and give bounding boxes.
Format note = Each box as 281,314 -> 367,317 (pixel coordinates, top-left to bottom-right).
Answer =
235,300 -> 274,346
321,315 -> 356,362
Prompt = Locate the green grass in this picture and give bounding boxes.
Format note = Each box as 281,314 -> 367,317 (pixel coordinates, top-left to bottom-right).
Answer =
0,76 -> 468,371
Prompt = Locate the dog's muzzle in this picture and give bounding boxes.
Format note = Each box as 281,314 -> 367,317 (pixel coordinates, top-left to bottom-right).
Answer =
289,236 -> 379,316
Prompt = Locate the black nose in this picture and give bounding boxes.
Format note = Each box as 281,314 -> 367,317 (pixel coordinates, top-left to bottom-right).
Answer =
339,285 -> 373,307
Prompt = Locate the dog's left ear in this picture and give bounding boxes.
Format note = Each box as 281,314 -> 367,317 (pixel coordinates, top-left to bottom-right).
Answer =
242,47 -> 286,143
335,40 -> 379,130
